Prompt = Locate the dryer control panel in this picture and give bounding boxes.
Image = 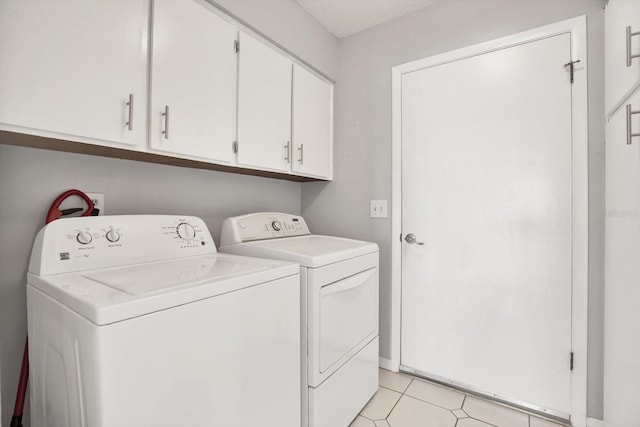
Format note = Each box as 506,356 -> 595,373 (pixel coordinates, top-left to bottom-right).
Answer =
220,212 -> 311,246
30,215 -> 216,275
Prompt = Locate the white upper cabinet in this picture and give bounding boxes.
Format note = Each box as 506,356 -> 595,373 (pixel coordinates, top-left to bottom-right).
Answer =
292,65 -> 333,179
237,32 -> 293,173
0,0 -> 334,180
605,0 -> 640,112
0,0 -> 148,147
150,0 -> 236,163
604,3 -> 640,426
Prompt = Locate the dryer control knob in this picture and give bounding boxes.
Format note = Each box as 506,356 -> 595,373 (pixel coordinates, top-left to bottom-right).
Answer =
271,220 -> 282,231
176,222 -> 196,240
76,231 -> 93,245
106,229 -> 120,243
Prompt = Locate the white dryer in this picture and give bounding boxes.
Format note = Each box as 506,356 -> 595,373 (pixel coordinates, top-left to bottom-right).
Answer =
220,212 -> 379,427
27,215 -> 301,427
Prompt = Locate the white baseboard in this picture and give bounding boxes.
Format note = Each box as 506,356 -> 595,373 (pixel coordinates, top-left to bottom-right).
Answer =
379,357 -> 394,371
586,417 -> 604,427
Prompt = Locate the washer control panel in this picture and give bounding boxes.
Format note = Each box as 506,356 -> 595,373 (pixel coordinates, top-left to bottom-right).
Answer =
220,212 -> 311,246
30,215 -> 216,275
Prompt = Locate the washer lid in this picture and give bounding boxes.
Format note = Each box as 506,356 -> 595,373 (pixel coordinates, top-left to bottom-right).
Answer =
27,253 -> 298,325
221,235 -> 379,268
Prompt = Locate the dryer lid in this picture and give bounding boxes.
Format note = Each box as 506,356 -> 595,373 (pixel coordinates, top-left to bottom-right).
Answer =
27,253 -> 298,325
222,235 -> 378,268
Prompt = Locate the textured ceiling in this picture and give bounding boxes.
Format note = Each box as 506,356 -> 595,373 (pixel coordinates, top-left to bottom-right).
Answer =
294,0 -> 443,38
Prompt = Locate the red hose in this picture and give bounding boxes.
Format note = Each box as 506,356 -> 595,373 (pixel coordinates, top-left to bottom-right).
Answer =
11,190 -> 94,427
45,189 -> 94,224
10,341 -> 29,427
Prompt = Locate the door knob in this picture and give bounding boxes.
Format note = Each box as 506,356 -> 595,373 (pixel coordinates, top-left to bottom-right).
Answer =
404,233 -> 424,245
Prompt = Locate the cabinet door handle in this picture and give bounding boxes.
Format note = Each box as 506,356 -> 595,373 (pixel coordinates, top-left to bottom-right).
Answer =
284,141 -> 291,163
627,26 -> 640,67
126,94 -> 134,131
627,104 -> 640,145
298,144 -> 304,164
162,106 -> 169,140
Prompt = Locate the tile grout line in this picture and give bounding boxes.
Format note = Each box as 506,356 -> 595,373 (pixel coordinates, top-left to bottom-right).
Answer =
379,383 -> 405,394
377,370 -> 554,427
382,378 -> 414,422
459,393 -> 503,427
402,380 -> 468,413
469,416 -> 501,427
460,388 -> 563,425
454,395 -> 467,427
359,378 -> 409,424
401,378 -> 412,394
462,392 -> 524,427
450,400 -> 460,424
391,372 -> 468,426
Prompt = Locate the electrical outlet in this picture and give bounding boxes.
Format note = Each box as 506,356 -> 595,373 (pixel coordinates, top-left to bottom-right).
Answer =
85,193 -> 104,216
370,200 -> 387,218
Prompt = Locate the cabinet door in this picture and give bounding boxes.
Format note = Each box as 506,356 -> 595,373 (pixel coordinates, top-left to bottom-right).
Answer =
292,65 -> 333,179
0,0 -> 148,147
150,0 -> 236,162
605,0 -> 640,112
237,32 -> 292,173
604,89 -> 640,427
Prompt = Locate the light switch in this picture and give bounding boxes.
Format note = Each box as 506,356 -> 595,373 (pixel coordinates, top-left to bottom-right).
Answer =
370,200 -> 388,218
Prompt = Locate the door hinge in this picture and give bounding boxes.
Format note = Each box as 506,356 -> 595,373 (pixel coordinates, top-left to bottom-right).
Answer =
564,59 -> 581,84
234,40 -> 239,53
232,141 -> 238,154
570,352 -> 574,371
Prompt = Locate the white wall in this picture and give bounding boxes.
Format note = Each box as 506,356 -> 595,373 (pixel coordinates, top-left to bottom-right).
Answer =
301,0 -> 606,418
0,2 -> 338,425
213,0 -> 338,78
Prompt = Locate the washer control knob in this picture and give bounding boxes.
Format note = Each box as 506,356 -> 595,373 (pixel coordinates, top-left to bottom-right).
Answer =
106,229 -> 120,243
271,220 -> 282,231
176,222 -> 196,240
76,231 -> 93,245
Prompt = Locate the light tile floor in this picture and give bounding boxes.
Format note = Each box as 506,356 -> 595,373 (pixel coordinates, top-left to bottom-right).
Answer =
350,369 -> 569,427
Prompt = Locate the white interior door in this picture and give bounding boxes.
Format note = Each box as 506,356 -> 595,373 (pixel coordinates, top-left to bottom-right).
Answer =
400,34 -> 573,414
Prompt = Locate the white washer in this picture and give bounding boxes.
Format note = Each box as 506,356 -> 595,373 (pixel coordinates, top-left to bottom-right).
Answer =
27,215 -> 301,427
220,212 -> 379,427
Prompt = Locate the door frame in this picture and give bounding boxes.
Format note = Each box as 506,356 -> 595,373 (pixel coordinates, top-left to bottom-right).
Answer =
390,16 -> 588,425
